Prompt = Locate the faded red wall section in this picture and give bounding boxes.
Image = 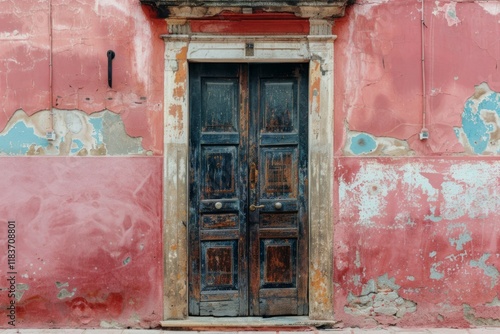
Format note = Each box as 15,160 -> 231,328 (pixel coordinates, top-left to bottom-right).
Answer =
0,157 -> 163,328
333,0 -> 500,328
0,0 -> 166,154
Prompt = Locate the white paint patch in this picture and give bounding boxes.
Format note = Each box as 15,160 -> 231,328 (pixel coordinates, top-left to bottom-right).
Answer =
441,163 -> 500,220
94,0 -> 128,15
402,165 -> 439,202
131,3 -> 153,90
354,0 -> 390,18
478,2 -> 500,16
340,163 -> 398,226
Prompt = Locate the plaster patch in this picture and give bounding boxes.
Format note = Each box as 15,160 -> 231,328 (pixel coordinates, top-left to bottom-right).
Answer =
486,296 -> 500,307
430,262 -> 444,280
455,83 -> 500,155
440,163 -> 500,220
447,223 -> 472,251
433,1 -> 461,26
57,288 -> 76,300
478,2 -> 500,16
344,130 -> 414,156
425,206 -> 442,223
470,254 -> 499,288
15,283 -> 29,302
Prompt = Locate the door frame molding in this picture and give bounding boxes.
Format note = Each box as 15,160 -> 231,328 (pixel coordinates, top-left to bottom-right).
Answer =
162,19 -> 336,320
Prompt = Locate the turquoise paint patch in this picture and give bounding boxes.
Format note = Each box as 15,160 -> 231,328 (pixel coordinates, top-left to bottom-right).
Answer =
350,133 -> 377,155
70,139 -> 84,154
89,117 -> 103,144
461,91 -> 500,154
0,122 -> 47,155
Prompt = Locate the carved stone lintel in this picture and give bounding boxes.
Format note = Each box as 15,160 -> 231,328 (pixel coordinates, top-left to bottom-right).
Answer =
168,19 -> 191,35
141,0 -> 349,19
309,19 -> 333,36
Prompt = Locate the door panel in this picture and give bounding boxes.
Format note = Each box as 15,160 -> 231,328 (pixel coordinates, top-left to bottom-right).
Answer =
189,63 -> 307,317
189,63 -> 248,316
249,64 -> 308,316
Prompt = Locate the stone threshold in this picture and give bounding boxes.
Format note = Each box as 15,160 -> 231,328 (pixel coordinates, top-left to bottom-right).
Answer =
161,316 -> 340,331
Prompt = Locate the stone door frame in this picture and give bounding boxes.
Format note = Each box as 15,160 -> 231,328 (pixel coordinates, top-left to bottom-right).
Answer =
162,19 -> 336,320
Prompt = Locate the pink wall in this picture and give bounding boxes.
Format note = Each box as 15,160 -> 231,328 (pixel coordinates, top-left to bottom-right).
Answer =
333,0 -> 500,328
0,157 -> 163,328
1,0 -> 500,329
0,0 -> 166,328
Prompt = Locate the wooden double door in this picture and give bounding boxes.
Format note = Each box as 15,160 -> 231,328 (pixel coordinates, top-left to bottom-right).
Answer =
188,63 -> 308,316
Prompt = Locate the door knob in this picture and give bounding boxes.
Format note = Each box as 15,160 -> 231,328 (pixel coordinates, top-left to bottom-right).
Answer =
249,204 -> 265,211
215,202 -> 223,210
274,202 -> 282,209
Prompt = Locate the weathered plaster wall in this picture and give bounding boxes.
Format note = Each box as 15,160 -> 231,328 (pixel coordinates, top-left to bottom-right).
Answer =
335,158 -> 500,327
0,0 -> 166,329
0,0 -> 166,154
333,0 -> 500,328
334,0 -> 500,156
0,157 -> 163,328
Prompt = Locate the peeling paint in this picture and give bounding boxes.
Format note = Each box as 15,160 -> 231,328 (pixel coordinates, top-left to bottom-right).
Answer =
478,2 -> 500,16
464,304 -> 500,326
430,262 -> 445,280
57,288 -> 76,300
455,83 -> 500,155
123,256 -> 131,266
344,130 -> 414,156
0,109 -> 145,156
15,283 -> 29,302
469,254 -> 499,288
447,223 -> 472,251
433,1 -> 461,26
486,296 -> 500,307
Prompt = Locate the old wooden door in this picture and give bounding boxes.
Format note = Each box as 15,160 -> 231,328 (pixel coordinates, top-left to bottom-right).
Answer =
188,63 -> 308,317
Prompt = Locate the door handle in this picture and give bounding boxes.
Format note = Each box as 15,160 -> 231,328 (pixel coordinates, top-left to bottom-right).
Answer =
249,204 -> 265,211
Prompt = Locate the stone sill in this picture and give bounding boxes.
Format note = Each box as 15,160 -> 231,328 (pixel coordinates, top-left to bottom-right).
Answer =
161,316 -> 340,330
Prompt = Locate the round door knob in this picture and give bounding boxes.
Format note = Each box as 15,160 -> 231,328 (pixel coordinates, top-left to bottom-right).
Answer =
274,202 -> 282,209
215,202 -> 223,210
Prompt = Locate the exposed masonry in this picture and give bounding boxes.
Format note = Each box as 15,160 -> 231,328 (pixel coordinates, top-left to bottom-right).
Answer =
0,109 -> 146,156
463,304 -> 500,326
345,275 -> 417,319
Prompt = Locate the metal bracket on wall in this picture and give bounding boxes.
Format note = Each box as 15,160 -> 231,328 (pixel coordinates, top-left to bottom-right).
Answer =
107,50 -> 115,88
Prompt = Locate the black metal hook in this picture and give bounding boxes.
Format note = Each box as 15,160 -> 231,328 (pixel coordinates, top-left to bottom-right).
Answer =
107,50 -> 115,88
